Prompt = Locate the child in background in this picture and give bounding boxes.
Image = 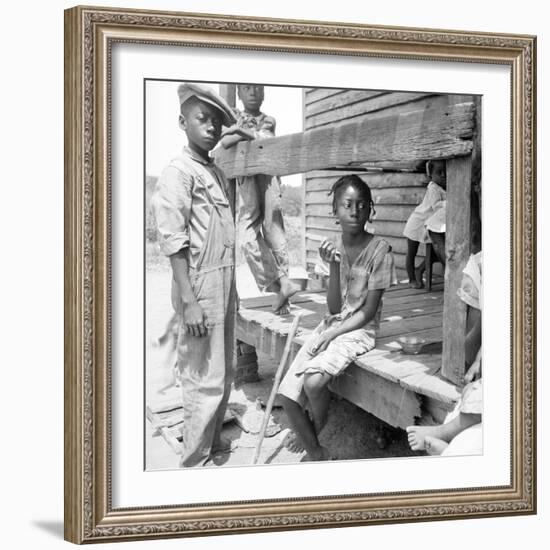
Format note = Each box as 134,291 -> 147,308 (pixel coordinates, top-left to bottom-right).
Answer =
406,251 -> 482,455
152,82 -> 237,467
403,159 -> 447,287
221,84 -> 299,313
277,175 -> 396,461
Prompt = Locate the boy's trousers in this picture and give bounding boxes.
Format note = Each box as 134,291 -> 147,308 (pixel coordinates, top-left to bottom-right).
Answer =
174,193 -> 236,467
238,174 -> 289,291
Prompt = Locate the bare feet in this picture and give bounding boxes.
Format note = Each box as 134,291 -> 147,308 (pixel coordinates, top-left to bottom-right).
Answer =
414,267 -> 425,288
406,425 -> 442,451
283,431 -> 305,453
272,277 -> 300,314
424,435 -> 448,455
409,280 -> 424,289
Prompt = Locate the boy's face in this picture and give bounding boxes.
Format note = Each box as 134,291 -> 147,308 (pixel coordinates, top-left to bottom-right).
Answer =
334,184 -> 371,235
430,160 -> 447,189
180,100 -> 223,154
238,84 -> 264,112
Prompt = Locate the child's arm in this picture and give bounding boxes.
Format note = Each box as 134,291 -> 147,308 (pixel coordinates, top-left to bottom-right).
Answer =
220,126 -> 256,149
169,249 -> 208,337
310,290 -> 383,355
319,239 -> 342,314
153,166 -> 207,336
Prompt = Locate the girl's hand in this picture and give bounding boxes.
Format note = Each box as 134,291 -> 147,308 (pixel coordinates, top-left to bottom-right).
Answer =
463,359 -> 481,384
309,329 -> 338,356
319,239 -> 341,263
182,301 -> 208,337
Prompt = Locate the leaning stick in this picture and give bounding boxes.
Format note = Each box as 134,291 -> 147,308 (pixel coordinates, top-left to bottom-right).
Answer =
251,312 -> 303,465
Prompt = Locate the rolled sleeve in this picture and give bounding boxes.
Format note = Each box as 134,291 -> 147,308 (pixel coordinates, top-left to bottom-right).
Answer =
152,165 -> 192,256
368,247 -> 397,291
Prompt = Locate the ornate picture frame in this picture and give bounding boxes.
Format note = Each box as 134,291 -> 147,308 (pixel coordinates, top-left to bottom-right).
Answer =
64,5 -> 536,543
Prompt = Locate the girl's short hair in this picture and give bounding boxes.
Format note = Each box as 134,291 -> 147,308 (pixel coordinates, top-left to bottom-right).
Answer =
328,174 -> 375,219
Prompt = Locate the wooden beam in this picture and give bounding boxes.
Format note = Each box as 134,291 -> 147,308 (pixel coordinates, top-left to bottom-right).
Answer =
214,102 -> 475,177
219,84 -> 236,109
441,155 -> 472,384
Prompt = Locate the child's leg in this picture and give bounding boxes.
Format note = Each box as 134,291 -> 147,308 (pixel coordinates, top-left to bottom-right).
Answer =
238,176 -> 282,292
303,371 -> 333,434
405,238 -> 420,283
279,395 -> 329,460
406,238 -> 427,288
406,412 -> 481,451
263,176 -> 299,312
428,230 -> 446,266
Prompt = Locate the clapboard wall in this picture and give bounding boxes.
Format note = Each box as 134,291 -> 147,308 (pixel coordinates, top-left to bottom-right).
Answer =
303,88 -> 476,281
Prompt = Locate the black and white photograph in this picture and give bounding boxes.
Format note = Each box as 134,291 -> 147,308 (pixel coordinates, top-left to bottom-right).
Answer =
145,81 -> 482,470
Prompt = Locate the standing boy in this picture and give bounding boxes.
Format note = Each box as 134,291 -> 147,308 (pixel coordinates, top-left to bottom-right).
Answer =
221,84 -> 299,313
152,82 -> 237,467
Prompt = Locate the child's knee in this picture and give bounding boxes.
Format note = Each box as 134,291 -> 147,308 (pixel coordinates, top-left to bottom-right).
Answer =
303,373 -> 327,397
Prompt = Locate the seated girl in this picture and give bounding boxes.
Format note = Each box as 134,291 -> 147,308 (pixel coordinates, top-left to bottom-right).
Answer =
407,251 -> 482,455
277,175 -> 396,461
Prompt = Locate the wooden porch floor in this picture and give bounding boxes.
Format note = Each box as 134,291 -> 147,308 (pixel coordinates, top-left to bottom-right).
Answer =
237,280 -> 461,428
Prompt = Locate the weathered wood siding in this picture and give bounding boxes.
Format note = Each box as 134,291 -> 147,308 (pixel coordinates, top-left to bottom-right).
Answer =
303,88 -> 475,281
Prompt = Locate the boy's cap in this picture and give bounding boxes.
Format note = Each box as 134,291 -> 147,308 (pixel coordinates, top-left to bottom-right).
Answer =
177,82 -> 236,127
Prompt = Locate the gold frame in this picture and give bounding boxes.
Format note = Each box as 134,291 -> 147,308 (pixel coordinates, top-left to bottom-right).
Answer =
64,5 -> 537,544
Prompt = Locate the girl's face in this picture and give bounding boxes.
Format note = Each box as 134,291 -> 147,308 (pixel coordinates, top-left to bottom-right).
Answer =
430,160 -> 447,189
334,184 -> 371,235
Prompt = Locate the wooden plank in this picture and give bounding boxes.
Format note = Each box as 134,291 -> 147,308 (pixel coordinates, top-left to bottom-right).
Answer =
306,171 -> 428,190
241,290 -> 323,310
441,156 -> 472,384
305,92 -> 435,130
214,102 -> 475,177
304,87 -> 345,104
219,84 -> 236,108
354,351 -> 459,404
378,312 -> 443,339
330,364 -> 421,428
306,203 -> 415,223
306,186 -> 427,206
307,93 -> 472,132
305,89 -> 387,117
377,326 -> 443,348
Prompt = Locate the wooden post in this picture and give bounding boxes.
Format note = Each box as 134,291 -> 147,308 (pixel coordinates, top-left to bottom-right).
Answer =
219,84 -> 236,109
441,155 -> 472,384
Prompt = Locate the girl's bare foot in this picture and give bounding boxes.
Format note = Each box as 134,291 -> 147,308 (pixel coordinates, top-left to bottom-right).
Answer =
414,267 -> 425,288
406,425 -> 442,451
424,435 -> 448,455
283,431 -> 305,453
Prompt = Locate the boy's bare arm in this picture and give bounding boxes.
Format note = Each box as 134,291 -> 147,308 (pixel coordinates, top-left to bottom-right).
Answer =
220,125 -> 256,149
169,249 -> 208,337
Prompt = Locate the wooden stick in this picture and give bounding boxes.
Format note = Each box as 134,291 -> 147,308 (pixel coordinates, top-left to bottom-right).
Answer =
251,313 -> 303,465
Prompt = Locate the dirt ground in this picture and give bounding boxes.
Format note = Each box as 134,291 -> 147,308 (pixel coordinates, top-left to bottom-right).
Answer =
146,267 -> 421,470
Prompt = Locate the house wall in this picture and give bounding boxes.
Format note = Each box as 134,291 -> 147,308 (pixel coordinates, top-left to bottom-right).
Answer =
303,88 -> 475,281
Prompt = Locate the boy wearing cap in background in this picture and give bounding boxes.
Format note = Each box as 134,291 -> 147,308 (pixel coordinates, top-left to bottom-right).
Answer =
152,83 -> 237,467
221,84 -> 299,314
